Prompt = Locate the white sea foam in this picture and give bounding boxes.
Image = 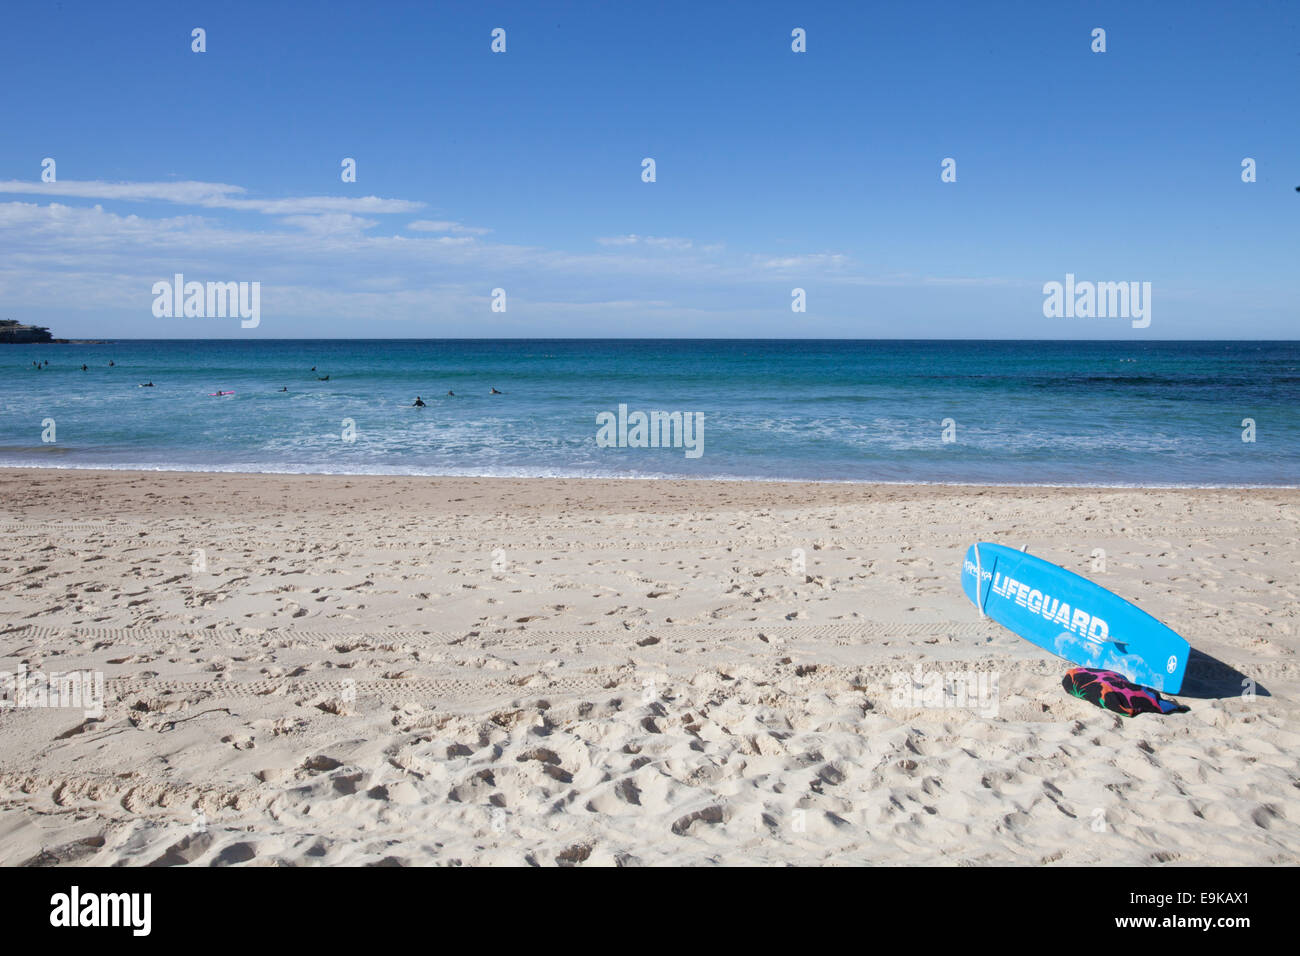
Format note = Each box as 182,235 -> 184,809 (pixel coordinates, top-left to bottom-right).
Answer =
0,460 -> 1293,490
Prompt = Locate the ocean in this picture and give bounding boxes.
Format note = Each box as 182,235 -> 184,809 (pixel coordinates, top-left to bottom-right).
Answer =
2,339 -> 1297,486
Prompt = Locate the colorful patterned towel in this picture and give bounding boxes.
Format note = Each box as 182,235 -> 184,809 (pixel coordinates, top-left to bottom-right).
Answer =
1062,667 -> 1189,717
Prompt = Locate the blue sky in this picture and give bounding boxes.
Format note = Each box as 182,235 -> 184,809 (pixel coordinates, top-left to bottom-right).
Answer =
0,0 -> 1296,338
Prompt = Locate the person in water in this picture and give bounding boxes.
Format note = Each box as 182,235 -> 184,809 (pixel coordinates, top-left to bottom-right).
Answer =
139,381 -> 154,387
413,396 -> 426,407
490,387 -> 503,394
81,364 -> 88,371
447,390 -> 454,396
278,387 -> 288,392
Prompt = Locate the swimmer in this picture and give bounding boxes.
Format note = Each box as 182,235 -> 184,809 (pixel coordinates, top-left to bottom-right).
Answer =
413,396 -> 426,407
81,364 -> 88,371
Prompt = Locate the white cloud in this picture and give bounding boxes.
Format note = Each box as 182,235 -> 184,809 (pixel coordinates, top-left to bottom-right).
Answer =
596,234 -> 696,251
0,180 -> 423,215
218,195 -> 423,215
278,213 -> 380,234
0,181 -> 1025,331
754,253 -> 849,271
0,180 -> 245,204
644,237 -> 693,251
407,219 -> 491,235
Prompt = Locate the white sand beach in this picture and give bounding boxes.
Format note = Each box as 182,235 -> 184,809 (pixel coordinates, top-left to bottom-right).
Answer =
0,468 -> 1296,865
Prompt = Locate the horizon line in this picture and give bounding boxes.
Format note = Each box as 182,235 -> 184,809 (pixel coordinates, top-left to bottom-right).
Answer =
11,336 -> 1299,344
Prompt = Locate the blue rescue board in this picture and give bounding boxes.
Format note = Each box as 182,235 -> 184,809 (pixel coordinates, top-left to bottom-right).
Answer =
962,542 -> 1189,693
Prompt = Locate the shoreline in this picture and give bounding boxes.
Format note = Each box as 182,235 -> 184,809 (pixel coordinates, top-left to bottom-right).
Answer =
0,463 -> 1296,493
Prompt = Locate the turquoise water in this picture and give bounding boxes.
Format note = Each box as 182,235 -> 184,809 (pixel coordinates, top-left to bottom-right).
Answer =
2,340 -> 1297,486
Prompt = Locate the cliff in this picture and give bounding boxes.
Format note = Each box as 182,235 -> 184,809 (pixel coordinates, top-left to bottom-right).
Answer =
0,319 -> 56,343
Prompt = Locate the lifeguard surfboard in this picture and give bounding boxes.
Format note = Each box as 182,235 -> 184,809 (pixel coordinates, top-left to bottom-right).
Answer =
961,542 -> 1189,693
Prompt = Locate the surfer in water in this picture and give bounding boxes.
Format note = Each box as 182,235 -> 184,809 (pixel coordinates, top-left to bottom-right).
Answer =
412,396 -> 426,407
447,390 -> 454,397
490,387 -> 503,394
278,387 -> 288,392
81,364 -> 88,371
139,381 -> 154,387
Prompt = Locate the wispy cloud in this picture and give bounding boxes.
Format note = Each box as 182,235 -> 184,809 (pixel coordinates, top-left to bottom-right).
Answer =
596,234 -> 701,251
0,180 -> 423,216
278,213 -> 380,234
753,253 -> 849,271
407,219 -> 491,236
0,179 -> 1027,332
